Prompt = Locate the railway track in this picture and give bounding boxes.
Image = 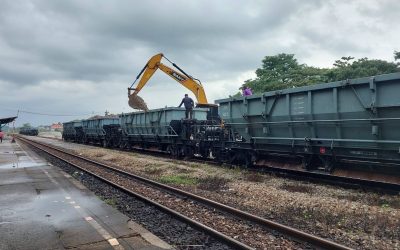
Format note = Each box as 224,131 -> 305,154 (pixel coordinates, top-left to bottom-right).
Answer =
36,135 -> 400,192
19,135 -> 352,249
251,160 -> 400,193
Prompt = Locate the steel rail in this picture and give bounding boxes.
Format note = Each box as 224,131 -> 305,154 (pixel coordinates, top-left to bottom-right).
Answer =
19,136 -> 352,250
18,136 -> 253,250
252,163 -> 400,192
36,135 -> 400,191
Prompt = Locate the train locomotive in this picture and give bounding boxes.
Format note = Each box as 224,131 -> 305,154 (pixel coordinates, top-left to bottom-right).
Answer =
63,72 -> 400,176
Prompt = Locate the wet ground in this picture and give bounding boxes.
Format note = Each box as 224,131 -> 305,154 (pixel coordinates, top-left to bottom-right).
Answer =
29,136 -> 400,249
0,137 -> 171,250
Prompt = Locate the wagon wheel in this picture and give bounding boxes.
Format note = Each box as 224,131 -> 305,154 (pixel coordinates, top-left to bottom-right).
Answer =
210,148 -> 223,165
302,155 -> 315,170
168,145 -> 181,159
183,145 -> 194,159
227,150 -> 237,165
119,140 -> 130,150
113,137 -> 122,148
200,148 -> 209,159
203,150 -> 210,159
321,156 -> 335,173
167,145 -> 174,156
245,151 -> 258,168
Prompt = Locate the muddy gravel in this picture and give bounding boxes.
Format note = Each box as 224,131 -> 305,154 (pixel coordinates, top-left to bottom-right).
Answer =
28,139 -> 311,249
128,94 -> 149,111
29,144 -> 231,250
29,137 -> 400,249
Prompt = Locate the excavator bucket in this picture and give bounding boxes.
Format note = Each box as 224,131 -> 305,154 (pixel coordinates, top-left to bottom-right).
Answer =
128,93 -> 149,111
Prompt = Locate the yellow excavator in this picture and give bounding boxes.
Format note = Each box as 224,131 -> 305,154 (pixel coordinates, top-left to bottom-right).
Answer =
128,53 -> 216,111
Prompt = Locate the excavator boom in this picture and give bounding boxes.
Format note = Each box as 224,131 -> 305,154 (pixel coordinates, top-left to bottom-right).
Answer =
128,53 -> 213,108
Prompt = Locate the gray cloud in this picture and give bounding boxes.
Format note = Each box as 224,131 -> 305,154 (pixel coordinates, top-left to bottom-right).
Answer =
0,0 -> 399,125
0,0 -> 309,84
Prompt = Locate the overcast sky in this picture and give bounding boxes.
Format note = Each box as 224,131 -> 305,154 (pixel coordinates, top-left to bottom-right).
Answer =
0,0 -> 399,126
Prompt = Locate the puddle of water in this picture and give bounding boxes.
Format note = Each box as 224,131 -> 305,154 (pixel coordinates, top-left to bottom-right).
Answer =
0,222 -> 13,225
0,209 -> 16,217
0,162 -> 43,169
18,156 -> 34,161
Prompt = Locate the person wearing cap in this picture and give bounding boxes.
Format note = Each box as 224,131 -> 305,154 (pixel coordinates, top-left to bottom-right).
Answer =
178,94 -> 195,119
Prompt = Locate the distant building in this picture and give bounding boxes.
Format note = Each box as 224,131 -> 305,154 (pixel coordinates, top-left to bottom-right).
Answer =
38,125 -> 51,131
50,122 -> 63,132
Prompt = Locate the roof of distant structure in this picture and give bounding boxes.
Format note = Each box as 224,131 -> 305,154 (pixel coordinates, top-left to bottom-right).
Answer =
0,116 -> 17,125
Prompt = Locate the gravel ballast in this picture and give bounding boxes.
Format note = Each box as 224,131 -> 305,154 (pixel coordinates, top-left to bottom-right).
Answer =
26,143 -> 231,250
30,137 -> 400,249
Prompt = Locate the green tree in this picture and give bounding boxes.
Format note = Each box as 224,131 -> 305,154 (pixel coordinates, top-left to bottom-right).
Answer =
326,57 -> 399,81
22,123 -> 31,128
244,53 -> 327,93
255,53 -> 301,85
243,52 -> 400,95
395,51 -> 400,60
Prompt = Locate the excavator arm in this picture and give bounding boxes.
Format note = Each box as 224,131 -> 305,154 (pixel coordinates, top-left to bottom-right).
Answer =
128,53 -> 211,107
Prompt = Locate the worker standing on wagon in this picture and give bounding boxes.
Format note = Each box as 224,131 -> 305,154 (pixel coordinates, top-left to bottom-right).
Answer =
242,85 -> 253,96
178,94 -> 194,119
0,130 -> 4,143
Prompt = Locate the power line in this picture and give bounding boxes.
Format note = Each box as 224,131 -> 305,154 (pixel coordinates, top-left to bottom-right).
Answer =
1,108 -> 97,117
18,110 -> 94,116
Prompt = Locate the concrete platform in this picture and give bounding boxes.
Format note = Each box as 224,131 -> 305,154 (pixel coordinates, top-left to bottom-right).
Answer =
0,137 -> 172,250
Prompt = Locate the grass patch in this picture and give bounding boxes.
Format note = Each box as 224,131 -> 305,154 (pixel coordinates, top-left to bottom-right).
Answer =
187,163 -> 205,168
144,167 -> 163,175
244,172 -> 265,182
171,166 -> 195,174
159,175 -> 198,185
381,200 -> 400,209
104,198 -> 117,207
104,156 -> 120,162
228,166 -> 243,176
72,171 -> 82,178
280,183 -> 314,194
93,152 -> 106,157
198,176 -> 230,191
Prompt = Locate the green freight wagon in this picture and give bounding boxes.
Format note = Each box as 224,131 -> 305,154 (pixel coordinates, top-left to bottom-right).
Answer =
119,107 -> 208,151
62,121 -> 82,141
19,127 -> 39,136
216,73 -> 400,172
81,117 -> 120,147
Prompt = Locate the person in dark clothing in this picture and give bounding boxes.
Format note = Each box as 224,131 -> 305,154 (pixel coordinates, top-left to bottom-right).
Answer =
178,94 -> 195,119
